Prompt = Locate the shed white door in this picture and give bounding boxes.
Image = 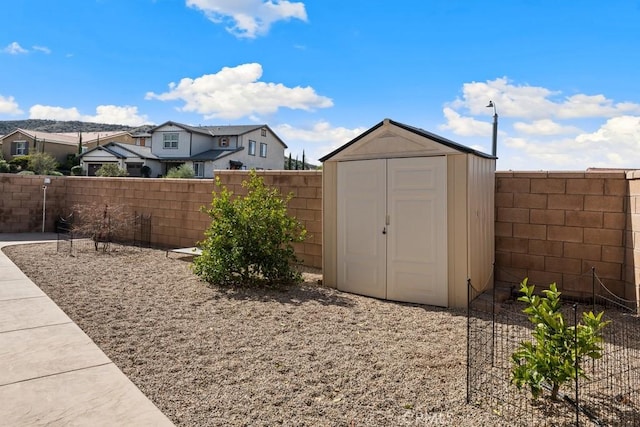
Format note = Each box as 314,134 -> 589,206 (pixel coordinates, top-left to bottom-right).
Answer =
337,157 -> 448,306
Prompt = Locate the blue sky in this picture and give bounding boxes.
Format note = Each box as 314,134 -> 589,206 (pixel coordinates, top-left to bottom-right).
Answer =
2,0 -> 639,170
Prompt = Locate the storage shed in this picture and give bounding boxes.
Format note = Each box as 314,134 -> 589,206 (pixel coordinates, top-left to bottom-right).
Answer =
320,118 -> 495,308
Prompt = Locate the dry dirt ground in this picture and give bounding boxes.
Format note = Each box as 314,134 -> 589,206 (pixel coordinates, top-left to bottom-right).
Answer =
3,242 -> 508,426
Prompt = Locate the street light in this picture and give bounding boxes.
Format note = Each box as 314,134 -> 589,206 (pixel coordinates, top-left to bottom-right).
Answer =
486,100 -> 498,157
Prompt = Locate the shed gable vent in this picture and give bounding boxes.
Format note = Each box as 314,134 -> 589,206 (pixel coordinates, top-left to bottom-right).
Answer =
220,137 -> 229,147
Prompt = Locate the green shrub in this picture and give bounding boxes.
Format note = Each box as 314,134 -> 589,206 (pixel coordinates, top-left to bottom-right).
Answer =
28,152 -> 59,175
141,165 -> 151,178
165,164 -> 195,178
193,171 -> 307,286
70,165 -> 84,176
96,163 -> 128,177
9,155 -> 30,171
511,279 -> 609,401
0,160 -> 10,173
17,170 -> 35,175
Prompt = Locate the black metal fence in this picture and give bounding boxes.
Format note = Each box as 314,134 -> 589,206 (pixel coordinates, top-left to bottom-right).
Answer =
467,268 -> 640,426
56,210 -> 152,255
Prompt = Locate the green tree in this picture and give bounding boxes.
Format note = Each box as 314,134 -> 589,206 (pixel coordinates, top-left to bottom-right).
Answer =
165,164 -> 195,178
96,163 -> 128,177
193,171 -> 307,286
28,152 -> 59,175
511,279 -> 609,401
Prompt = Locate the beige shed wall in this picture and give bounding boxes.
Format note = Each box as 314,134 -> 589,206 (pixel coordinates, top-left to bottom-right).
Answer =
324,152 -> 494,309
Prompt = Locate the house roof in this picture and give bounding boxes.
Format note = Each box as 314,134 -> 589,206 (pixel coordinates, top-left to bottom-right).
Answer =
72,131 -> 132,144
150,121 -> 288,148
1,128 -> 79,146
79,142 -> 158,160
319,118 -> 496,162
157,147 -> 244,162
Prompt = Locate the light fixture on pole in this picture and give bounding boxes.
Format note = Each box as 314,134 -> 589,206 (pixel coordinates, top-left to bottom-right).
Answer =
486,100 -> 498,157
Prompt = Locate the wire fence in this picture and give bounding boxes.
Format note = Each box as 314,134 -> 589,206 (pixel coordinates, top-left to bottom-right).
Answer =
467,267 -> 640,426
56,210 -> 152,255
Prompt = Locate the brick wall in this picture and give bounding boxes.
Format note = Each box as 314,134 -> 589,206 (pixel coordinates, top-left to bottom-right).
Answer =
626,171 -> 640,308
4,169 -> 640,298
0,171 -> 322,268
495,170 -> 630,300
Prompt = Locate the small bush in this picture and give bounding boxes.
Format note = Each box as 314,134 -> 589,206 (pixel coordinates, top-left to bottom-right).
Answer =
70,165 -> 84,176
17,170 -> 35,175
96,163 -> 128,177
28,152 -> 59,175
0,160 -> 10,173
71,202 -> 133,251
9,155 -> 30,171
141,165 -> 151,178
165,164 -> 195,178
193,171 -> 306,286
511,279 -> 609,401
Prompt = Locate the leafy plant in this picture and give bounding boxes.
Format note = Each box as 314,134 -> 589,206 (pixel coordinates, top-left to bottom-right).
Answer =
9,155 -> 30,171
193,171 -> 307,286
141,165 -> 151,178
96,163 -> 128,177
70,165 -> 84,176
165,164 -> 195,178
511,279 -> 609,401
28,152 -> 59,175
0,159 -> 10,173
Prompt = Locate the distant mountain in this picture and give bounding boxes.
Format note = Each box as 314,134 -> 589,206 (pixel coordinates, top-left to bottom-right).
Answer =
0,119 -> 147,135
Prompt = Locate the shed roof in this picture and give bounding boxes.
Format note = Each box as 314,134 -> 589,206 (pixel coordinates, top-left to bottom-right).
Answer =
319,118 -> 495,162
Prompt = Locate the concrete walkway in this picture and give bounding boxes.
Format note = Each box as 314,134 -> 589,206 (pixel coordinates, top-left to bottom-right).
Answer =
0,233 -> 174,426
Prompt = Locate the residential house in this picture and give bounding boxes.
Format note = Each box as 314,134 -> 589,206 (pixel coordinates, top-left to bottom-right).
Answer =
1,129 -> 79,164
78,142 -> 161,177
149,121 -> 287,177
79,131 -> 137,150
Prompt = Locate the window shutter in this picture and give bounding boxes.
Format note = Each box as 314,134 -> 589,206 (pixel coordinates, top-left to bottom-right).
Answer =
11,142 -> 17,155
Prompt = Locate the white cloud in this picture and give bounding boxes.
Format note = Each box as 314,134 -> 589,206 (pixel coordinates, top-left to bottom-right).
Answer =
29,104 -> 150,126
513,119 -> 582,136
451,77 -> 640,119
3,42 -> 28,54
439,107 -> 492,137
32,45 -> 51,54
146,63 -> 333,120
30,105 -> 82,121
576,115 -> 640,145
85,105 -> 151,126
442,77 -> 640,170
186,0 -> 307,39
0,95 -> 24,115
275,121 -> 367,162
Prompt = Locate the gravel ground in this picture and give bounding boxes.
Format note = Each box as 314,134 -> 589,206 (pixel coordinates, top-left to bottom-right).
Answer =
3,242 -> 508,426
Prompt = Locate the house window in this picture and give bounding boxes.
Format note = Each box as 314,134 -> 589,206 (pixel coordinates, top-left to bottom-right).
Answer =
163,133 -> 179,149
260,142 -> 267,158
13,140 -> 28,155
193,161 -> 204,178
248,140 -> 256,156
261,128 -> 267,137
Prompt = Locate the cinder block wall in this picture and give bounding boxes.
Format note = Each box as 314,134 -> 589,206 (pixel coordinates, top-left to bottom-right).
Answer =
0,171 -> 322,268
625,171 -> 640,308
495,170 -> 630,299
